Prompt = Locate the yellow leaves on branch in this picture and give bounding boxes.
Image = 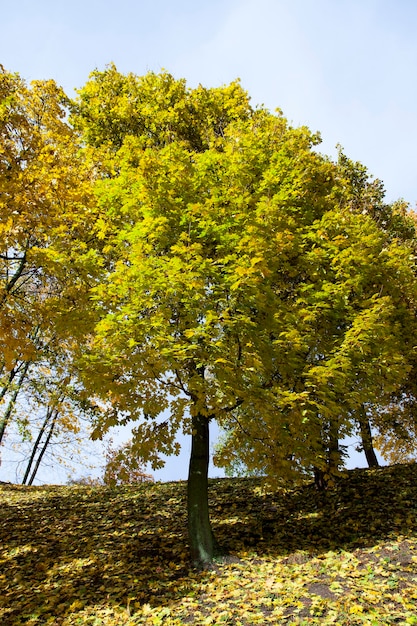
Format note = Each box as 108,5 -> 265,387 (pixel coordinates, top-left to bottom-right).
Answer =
3,63 -> 417,487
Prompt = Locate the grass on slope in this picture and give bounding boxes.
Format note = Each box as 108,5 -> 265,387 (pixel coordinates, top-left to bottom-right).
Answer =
1,464 -> 417,625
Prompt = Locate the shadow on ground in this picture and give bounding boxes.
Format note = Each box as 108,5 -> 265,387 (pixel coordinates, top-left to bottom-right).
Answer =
1,463 -> 416,624
212,463 -> 417,556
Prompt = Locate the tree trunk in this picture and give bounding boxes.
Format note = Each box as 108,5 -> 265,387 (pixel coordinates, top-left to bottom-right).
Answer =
358,408 -> 379,468
314,420 -> 340,491
313,467 -> 326,490
0,249 -> 27,306
22,405 -> 54,485
0,366 -> 17,402
0,360 -> 31,445
27,409 -> 58,486
187,411 -> 221,566
327,421 -> 340,474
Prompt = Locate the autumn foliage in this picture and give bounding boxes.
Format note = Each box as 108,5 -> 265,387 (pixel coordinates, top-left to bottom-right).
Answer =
2,64 -> 417,565
102,439 -> 154,486
1,464 -> 417,624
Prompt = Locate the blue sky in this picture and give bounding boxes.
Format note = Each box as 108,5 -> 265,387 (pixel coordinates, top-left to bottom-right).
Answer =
1,0 -> 415,482
3,0 -> 417,204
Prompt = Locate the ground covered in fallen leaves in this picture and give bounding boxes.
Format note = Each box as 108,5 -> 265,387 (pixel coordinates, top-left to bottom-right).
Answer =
1,464 -> 417,625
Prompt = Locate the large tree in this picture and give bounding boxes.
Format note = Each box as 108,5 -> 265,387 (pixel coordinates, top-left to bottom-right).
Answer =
69,66 -> 417,564
3,64 -> 416,564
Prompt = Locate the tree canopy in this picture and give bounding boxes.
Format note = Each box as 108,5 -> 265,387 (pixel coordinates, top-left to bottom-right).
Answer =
0,65 -> 104,481
2,63 -> 417,564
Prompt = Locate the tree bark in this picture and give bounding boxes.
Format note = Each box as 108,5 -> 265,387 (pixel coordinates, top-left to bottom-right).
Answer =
22,404 -> 54,485
0,366 -> 17,402
0,249 -> 27,306
314,421 -> 340,491
27,409 -> 58,486
327,421 -> 340,473
187,411 -> 221,566
313,467 -> 326,491
358,408 -> 379,468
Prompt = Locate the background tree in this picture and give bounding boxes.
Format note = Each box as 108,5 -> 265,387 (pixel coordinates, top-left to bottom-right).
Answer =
215,193 -> 417,484
0,336 -> 104,484
0,65 -> 106,480
214,153 -> 417,483
336,153 -> 417,470
102,439 -> 154,486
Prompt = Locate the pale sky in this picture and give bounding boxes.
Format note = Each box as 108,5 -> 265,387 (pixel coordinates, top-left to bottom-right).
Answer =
1,0 -> 414,482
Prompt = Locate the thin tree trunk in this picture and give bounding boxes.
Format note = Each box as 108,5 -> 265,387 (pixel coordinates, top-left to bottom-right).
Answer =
187,411 -> 221,566
0,360 -> 31,444
0,366 -> 17,402
27,409 -> 58,486
358,407 -> 379,468
328,421 -> 340,473
313,467 -> 326,490
22,405 -> 54,485
314,421 -> 340,491
1,249 -> 27,306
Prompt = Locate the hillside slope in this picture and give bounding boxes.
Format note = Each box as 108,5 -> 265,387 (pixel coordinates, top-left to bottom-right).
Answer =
1,464 -> 417,624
